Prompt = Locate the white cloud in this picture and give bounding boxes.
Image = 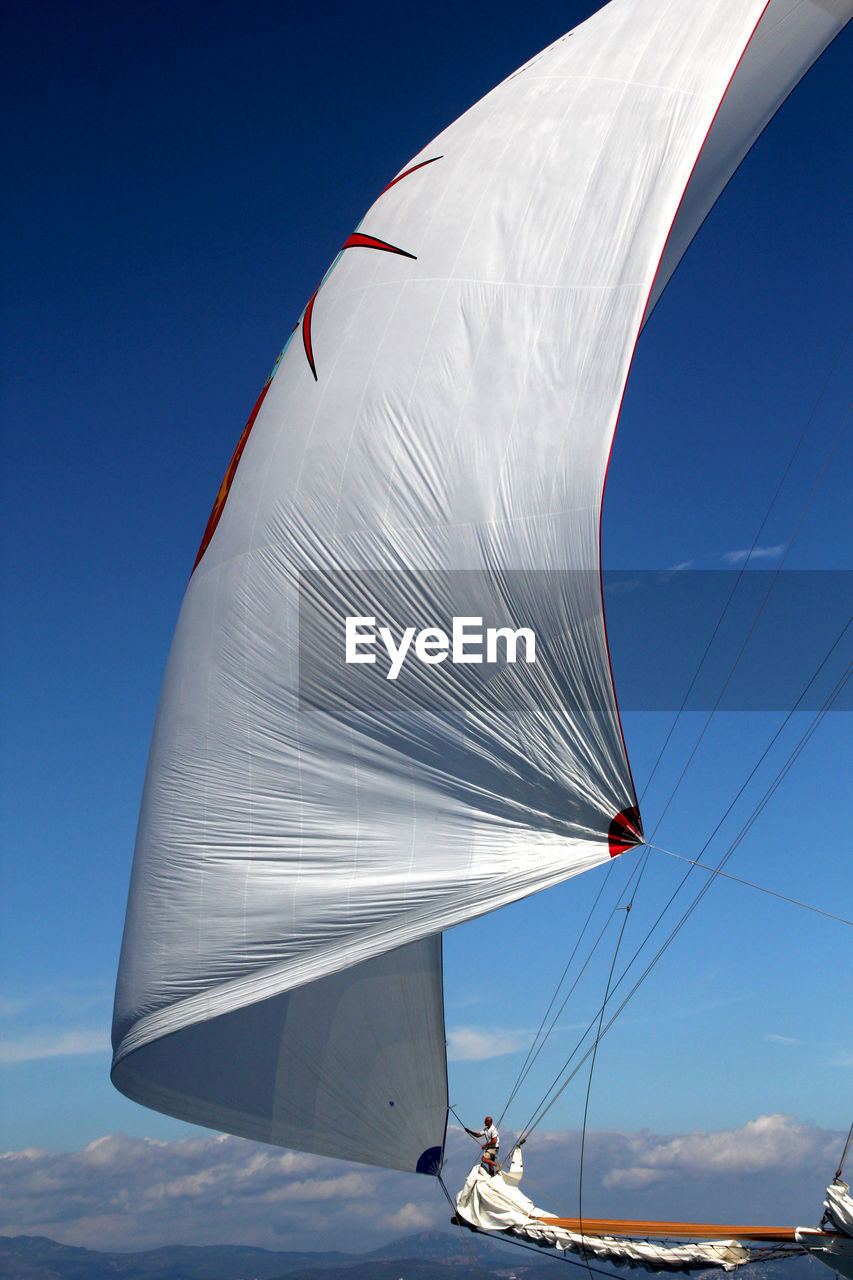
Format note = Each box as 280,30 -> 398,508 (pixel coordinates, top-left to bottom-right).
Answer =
0,1027 -> 109,1063
0,1118 -> 843,1254
602,1166 -> 667,1190
0,1132 -> 450,1253
721,544 -> 785,565
447,1026 -> 529,1061
275,1172 -> 373,1203
0,980 -> 114,1063
598,1114 -> 839,1191
765,1034 -> 802,1046
383,1201 -> 433,1233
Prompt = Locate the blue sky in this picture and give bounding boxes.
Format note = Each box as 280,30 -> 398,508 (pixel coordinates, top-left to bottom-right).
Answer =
1,0 -> 850,1253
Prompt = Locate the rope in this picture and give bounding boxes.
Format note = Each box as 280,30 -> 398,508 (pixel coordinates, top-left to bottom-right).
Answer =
437,1173 -> 490,1277
500,868 -> 641,1125
463,1227 -> 628,1277
499,861 -> 619,1125
578,905 -> 632,1280
836,1121 -> 853,1180
500,588 -> 848,1142
647,843 -> 852,927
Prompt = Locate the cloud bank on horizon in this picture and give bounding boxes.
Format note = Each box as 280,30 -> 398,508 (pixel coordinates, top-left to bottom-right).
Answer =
0,1115 -> 843,1254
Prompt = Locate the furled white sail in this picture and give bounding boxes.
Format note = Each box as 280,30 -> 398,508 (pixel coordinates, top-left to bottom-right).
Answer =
112,0 -> 851,1175
797,1181 -> 853,1280
456,1151 -> 752,1270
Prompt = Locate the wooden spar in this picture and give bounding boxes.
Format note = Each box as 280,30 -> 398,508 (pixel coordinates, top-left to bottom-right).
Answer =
535,1217 -> 806,1241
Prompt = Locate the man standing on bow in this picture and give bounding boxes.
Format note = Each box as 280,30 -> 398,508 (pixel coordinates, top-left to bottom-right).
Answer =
465,1115 -> 499,1175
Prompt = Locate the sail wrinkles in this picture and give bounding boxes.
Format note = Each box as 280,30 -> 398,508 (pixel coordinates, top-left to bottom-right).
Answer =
112,0 -> 852,1174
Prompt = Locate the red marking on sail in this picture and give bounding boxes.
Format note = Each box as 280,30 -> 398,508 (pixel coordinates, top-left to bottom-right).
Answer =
379,155 -> 443,196
301,156 -> 442,379
303,237 -> 418,378
343,232 -> 416,258
608,806 -> 643,858
302,291 -> 319,381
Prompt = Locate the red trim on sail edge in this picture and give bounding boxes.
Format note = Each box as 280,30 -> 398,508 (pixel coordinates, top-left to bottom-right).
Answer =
191,370 -> 279,574
379,155 -> 443,196
596,1 -> 772,818
609,806 -> 643,858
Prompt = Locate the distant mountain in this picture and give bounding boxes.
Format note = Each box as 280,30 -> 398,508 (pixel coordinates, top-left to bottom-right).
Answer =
272,1263 -> 510,1280
366,1228 -> 507,1264
0,1233 -> 358,1280
0,1232 -> 830,1280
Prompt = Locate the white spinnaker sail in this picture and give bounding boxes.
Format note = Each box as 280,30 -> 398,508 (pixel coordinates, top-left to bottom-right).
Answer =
112,0 -> 851,1175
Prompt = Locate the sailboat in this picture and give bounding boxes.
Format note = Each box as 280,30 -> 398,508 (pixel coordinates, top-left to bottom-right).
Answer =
112,0 -> 851,1272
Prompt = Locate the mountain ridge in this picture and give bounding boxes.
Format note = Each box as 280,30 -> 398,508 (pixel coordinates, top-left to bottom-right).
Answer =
0,1230 -> 825,1280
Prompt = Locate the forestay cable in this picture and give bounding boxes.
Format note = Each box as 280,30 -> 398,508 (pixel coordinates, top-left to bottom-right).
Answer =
647,844 -> 852,926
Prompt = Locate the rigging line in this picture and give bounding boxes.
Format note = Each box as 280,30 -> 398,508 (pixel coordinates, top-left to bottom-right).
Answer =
458,1226 -> 631,1278
518,638 -> 850,1137
505,883 -> 639,1125
578,906 -> 632,1280
835,1122 -> 853,1180
646,842 -> 852,926
504,841 -> 654,1125
521,660 -> 849,1138
500,861 -> 640,1124
637,322 -> 852,811
595,624 -> 852,1041
542,692 -> 844,1130
448,1103 -> 472,1132
726,661 -> 851,846
499,861 -> 617,1125
437,1174 -> 490,1278
449,1102 -> 479,1140
643,395 -> 851,845
587,580 -> 845,1057
502,341 -> 852,1134
640,616 -> 850,903
517,904 -> 642,1141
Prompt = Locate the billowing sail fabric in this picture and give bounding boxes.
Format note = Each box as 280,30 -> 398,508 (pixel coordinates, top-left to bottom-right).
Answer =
112,0 -> 851,1173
